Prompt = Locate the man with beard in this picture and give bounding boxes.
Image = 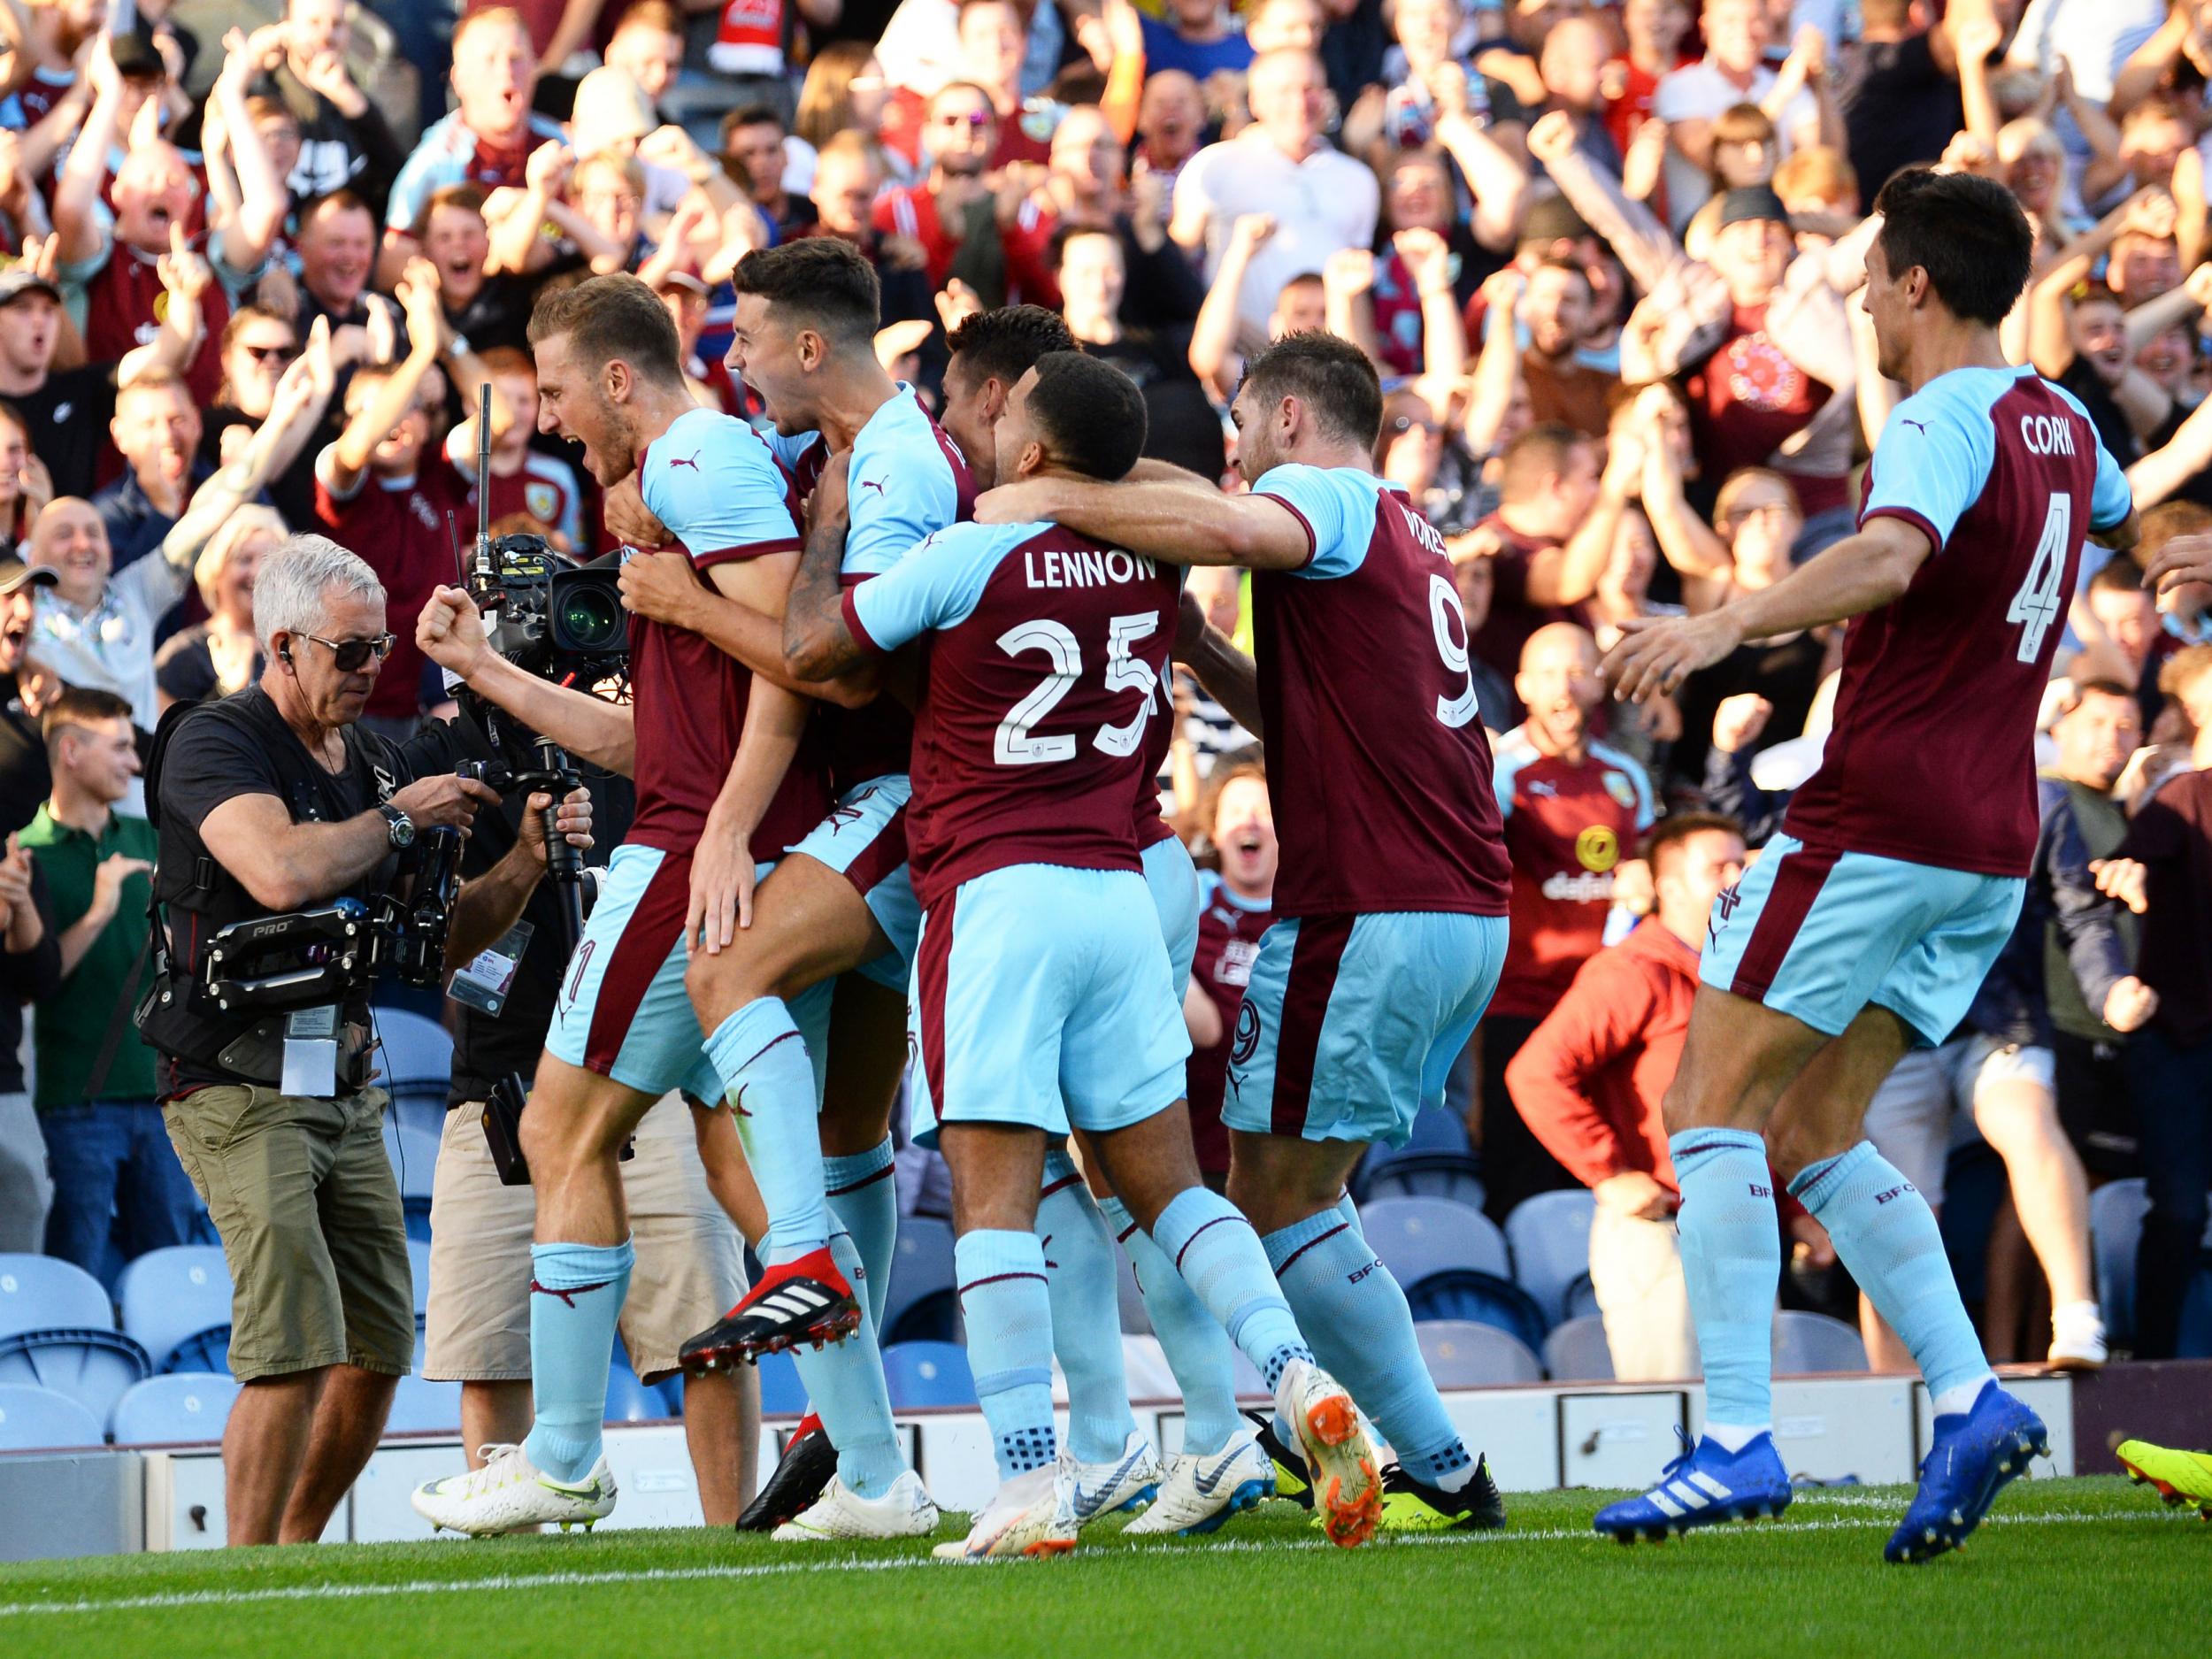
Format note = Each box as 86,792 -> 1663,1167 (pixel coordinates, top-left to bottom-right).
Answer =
1518,259 -> 1618,439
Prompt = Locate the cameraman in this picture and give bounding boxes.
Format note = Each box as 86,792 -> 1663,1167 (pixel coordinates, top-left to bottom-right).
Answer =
144,534 -> 589,1548
417,710 -> 763,1525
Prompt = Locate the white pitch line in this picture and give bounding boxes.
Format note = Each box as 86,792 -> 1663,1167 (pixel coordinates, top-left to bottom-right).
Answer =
0,1506 -> 2181,1620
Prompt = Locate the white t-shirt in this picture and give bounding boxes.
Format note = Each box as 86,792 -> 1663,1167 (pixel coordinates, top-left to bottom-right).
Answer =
1173,134 -> 1381,332
1653,58 -> 1818,234
30,551 -> 191,731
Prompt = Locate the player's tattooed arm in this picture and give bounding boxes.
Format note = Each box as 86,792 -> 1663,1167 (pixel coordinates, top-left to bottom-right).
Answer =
975,475 -> 1311,570
784,451 -> 872,680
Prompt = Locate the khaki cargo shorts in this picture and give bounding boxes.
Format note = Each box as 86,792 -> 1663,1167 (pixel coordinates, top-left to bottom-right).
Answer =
161,1083 -> 415,1384
423,1091 -> 746,1385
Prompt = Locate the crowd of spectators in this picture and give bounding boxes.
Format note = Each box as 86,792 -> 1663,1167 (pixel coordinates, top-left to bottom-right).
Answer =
0,0 -> 2207,1378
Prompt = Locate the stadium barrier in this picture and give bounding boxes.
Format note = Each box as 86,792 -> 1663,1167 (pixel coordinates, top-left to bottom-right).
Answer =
0,1371 -> 2083,1558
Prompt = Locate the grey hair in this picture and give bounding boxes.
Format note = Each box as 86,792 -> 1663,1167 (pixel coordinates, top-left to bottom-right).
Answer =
252,534 -> 388,651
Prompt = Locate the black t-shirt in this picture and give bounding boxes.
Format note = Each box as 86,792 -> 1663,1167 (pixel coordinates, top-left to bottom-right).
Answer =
1087,329 -> 1226,481
154,624 -> 266,707
1669,629 -> 1828,799
198,406 -> 330,534
8,365 -> 120,500
1841,34 -> 1966,203
410,708 -> 631,1107
451,255 -> 590,357
2060,356 -> 2140,467
153,686 -> 423,1094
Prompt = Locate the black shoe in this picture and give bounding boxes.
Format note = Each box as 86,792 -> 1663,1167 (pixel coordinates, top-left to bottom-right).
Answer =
1378,1455 -> 1507,1532
736,1416 -> 838,1532
1244,1407 -> 1312,1510
680,1246 -> 861,1373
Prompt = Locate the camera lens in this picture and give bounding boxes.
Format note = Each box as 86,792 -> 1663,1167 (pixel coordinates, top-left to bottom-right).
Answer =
557,585 -> 623,650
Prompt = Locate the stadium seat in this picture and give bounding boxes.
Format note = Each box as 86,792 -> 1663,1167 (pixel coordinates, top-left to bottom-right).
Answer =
881,1217 -> 958,1346
374,1007 -> 455,1090
1414,1319 -> 1543,1386
2091,1179 -> 2147,1346
756,1348 -> 808,1417
1504,1189 -> 1596,1328
604,1360 -> 664,1425
407,1239 -> 432,1319
1541,1314 -> 1615,1382
1360,1196 -> 1511,1283
1403,1269 -> 1549,1352
163,1326 -> 232,1376
0,1330 -> 150,1425
110,1373 -> 240,1446
881,1340 -> 977,1409
116,1246 -> 233,1374
0,1253 -> 114,1340
385,1375 -> 464,1434
0,1383 -> 105,1451
1772,1310 -> 1868,1374
1356,1156 -> 1487,1211
1401,1105 -> 1473,1156
1563,1271 -> 1600,1323
383,1121 -> 442,1203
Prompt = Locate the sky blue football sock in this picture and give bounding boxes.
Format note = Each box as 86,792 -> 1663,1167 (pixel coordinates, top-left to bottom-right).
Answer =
1100,1194 -> 1242,1458
788,1229 -> 906,1498
1264,1205 -> 1472,1492
1790,1141 -> 1994,1409
956,1228 -> 1059,1479
1149,1187 -> 1310,1392
1670,1128 -> 1781,1436
708,999 -> 828,1265
1039,1153 -> 1141,1465
521,1238 -> 634,1483
825,1137 -> 898,1330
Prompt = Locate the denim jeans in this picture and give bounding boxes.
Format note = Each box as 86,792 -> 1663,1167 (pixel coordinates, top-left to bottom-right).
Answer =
40,1101 -> 208,1291
2126,1028 -> 2212,1359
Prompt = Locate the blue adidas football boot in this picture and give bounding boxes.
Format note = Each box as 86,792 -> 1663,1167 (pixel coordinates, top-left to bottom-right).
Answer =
1593,1427 -> 1793,1542
1886,1381 -> 2048,1563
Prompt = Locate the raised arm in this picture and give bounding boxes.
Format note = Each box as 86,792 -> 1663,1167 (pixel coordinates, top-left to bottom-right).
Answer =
1398,228 -> 1467,400
326,260 -> 445,493
1527,426 -> 1642,607
2109,4 -> 2195,120
1433,71 -> 1529,252
972,472 -> 1312,570
417,585 -> 637,772
1322,248 -> 1385,370
1463,268 -> 1527,457
1525,112 -> 1683,298
209,28 -> 288,276
50,33 -> 121,268
486,144 -> 575,275
1188,213 -> 1272,401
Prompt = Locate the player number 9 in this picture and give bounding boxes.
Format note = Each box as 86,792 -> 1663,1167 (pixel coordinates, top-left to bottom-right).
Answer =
1429,572 -> 1480,728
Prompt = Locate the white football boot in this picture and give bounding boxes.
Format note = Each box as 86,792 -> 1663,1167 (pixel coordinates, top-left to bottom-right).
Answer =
931,1464 -> 1078,1561
1124,1429 -> 1276,1536
411,1443 -> 617,1536
772,1470 -> 941,1541
1062,1430 -> 1162,1530
1276,1358 -> 1381,1548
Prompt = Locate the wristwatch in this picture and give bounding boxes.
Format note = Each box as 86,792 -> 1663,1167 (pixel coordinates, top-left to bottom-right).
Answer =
447,333 -> 472,359
379,803 -> 416,849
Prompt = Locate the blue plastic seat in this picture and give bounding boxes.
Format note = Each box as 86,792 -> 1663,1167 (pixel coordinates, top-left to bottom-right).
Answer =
406,1239 -> 432,1319
163,1325 -> 232,1376
881,1340 -> 977,1409
1403,1269 -> 1548,1352
383,1121 -> 442,1203
1541,1314 -> 1615,1382
1360,1196 -> 1510,1283
384,1374 -> 463,1434
1357,1156 -> 1488,1211
756,1348 -> 809,1416
0,1253 -> 113,1340
604,1360 -> 664,1425
1415,1319 -> 1543,1386
881,1217 -> 957,1346
1505,1189 -> 1596,1329
374,1008 -> 454,1090
116,1246 -> 232,1374
0,1383 -> 105,1450
0,1330 -> 150,1425
1772,1310 -> 1868,1374
1564,1271 -> 1600,1323
110,1372 -> 240,1445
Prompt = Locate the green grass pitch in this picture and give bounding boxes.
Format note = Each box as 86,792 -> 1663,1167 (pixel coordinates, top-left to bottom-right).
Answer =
1,1477 -> 2200,1659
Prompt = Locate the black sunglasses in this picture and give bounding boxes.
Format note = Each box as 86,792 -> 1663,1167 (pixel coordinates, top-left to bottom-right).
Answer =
935,109 -> 995,127
242,342 -> 299,364
302,631 -> 396,672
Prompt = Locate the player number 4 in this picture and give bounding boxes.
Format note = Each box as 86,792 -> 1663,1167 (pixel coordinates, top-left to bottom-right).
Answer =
994,612 -> 1162,765
2007,495 -> 2070,664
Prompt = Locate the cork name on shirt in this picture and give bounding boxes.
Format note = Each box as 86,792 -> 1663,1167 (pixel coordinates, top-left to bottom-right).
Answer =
1024,545 -> 1159,589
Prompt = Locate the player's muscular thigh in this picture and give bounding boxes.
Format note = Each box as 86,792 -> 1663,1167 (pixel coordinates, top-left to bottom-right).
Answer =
819,974 -> 910,1156
1661,987 -> 1830,1137
683,853 -> 888,1021
1763,1007 -> 1914,1180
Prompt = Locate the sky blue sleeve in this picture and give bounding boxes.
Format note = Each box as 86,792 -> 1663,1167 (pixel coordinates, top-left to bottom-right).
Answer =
1251,464 -> 1368,579
844,434 -> 964,579
640,424 -> 801,568
845,524 -> 1011,654
2089,435 -> 2133,533
1862,391 -> 1996,554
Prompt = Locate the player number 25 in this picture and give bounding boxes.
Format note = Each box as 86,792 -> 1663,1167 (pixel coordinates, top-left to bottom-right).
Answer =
2006,494 -> 2070,665
994,612 -> 1162,765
